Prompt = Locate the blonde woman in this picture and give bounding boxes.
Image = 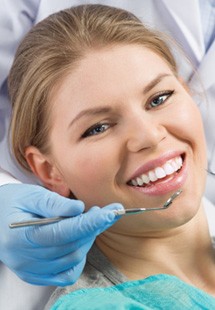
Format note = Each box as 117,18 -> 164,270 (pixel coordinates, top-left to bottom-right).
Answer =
9,4 -> 215,309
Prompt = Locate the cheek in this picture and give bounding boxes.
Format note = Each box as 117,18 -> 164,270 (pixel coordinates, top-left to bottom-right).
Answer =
169,100 -> 206,154
170,101 -> 207,188
57,144 -> 118,206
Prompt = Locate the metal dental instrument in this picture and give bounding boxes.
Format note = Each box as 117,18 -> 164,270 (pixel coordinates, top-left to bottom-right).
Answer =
9,189 -> 182,228
114,189 -> 182,215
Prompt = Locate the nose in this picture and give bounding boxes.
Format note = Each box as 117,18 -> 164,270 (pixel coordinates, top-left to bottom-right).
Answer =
125,112 -> 167,153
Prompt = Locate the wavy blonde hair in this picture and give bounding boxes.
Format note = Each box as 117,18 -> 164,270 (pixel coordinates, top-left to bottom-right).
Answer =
8,4 -> 177,171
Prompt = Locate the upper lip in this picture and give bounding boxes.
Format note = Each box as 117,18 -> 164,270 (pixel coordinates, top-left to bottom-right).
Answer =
127,151 -> 185,183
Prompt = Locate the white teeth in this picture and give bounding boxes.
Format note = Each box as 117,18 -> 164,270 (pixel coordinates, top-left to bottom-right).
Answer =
176,156 -> 183,167
131,179 -> 138,186
155,167 -> 166,179
148,170 -> 158,182
163,162 -> 175,175
136,177 -> 144,186
171,160 -> 178,171
130,155 -> 183,187
141,174 -> 150,184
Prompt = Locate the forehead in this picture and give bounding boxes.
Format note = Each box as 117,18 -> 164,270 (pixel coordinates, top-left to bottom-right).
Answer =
51,44 -> 174,112
77,44 -> 171,78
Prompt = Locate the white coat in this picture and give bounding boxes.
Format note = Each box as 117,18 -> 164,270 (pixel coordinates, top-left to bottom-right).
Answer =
0,1 -> 214,309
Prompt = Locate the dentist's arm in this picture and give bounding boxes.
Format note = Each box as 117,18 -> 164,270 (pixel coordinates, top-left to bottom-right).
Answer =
0,0 -> 38,89
0,178 -> 122,286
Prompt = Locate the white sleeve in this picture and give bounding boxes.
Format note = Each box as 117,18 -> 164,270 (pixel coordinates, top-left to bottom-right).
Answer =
0,167 -> 21,186
0,0 -> 40,92
0,0 -> 40,183
203,196 -> 215,238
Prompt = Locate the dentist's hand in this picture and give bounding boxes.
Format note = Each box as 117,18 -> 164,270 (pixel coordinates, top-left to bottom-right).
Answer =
0,184 -> 123,286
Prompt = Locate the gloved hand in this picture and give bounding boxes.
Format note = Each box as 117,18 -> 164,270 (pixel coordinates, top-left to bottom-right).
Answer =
0,183 -> 123,286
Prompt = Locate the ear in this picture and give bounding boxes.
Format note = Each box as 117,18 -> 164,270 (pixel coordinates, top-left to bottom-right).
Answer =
25,146 -> 71,197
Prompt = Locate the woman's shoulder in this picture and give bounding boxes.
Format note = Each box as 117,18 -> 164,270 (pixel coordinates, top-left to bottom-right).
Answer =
47,273 -> 215,310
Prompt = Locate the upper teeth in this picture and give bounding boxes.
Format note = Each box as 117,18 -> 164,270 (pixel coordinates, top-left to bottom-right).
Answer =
130,156 -> 183,186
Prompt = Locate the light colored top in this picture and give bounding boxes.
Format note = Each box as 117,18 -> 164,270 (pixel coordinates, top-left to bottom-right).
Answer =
0,167 -> 20,185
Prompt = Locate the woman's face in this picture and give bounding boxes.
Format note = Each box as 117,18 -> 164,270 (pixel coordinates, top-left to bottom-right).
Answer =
46,44 -> 207,232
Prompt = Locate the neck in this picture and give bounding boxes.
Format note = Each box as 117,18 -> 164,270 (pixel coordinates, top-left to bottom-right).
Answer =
96,205 -> 215,294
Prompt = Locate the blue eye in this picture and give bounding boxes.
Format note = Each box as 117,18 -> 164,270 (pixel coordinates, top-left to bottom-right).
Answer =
82,123 -> 110,138
149,91 -> 174,108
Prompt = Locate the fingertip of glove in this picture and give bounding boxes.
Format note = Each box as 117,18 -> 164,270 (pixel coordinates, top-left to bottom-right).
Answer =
103,203 -> 124,211
104,206 -> 124,222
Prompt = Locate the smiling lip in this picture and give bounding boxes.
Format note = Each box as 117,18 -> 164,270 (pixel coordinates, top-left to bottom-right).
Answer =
127,151 -> 187,196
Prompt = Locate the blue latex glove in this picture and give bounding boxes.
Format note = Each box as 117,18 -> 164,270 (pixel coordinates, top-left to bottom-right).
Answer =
0,183 -> 123,286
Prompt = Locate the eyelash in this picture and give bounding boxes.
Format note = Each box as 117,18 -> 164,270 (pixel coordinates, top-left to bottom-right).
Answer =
147,90 -> 174,109
82,123 -> 113,138
82,90 -> 174,138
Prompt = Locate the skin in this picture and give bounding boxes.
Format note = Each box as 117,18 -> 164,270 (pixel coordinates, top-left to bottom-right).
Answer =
26,44 -> 215,294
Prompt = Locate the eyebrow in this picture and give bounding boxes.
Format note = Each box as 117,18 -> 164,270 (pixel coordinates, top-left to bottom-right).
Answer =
143,73 -> 171,94
68,107 -> 112,129
68,73 -> 171,129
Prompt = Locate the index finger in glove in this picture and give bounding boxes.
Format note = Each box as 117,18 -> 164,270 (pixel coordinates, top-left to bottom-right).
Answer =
25,203 -> 123,247
26,186 -> 85,217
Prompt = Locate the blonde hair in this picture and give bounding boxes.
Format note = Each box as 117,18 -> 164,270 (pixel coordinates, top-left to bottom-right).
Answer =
9,4 -> 177,171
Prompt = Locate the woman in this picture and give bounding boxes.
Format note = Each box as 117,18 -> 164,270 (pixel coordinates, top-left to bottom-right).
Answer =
8,4 -> 215,309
